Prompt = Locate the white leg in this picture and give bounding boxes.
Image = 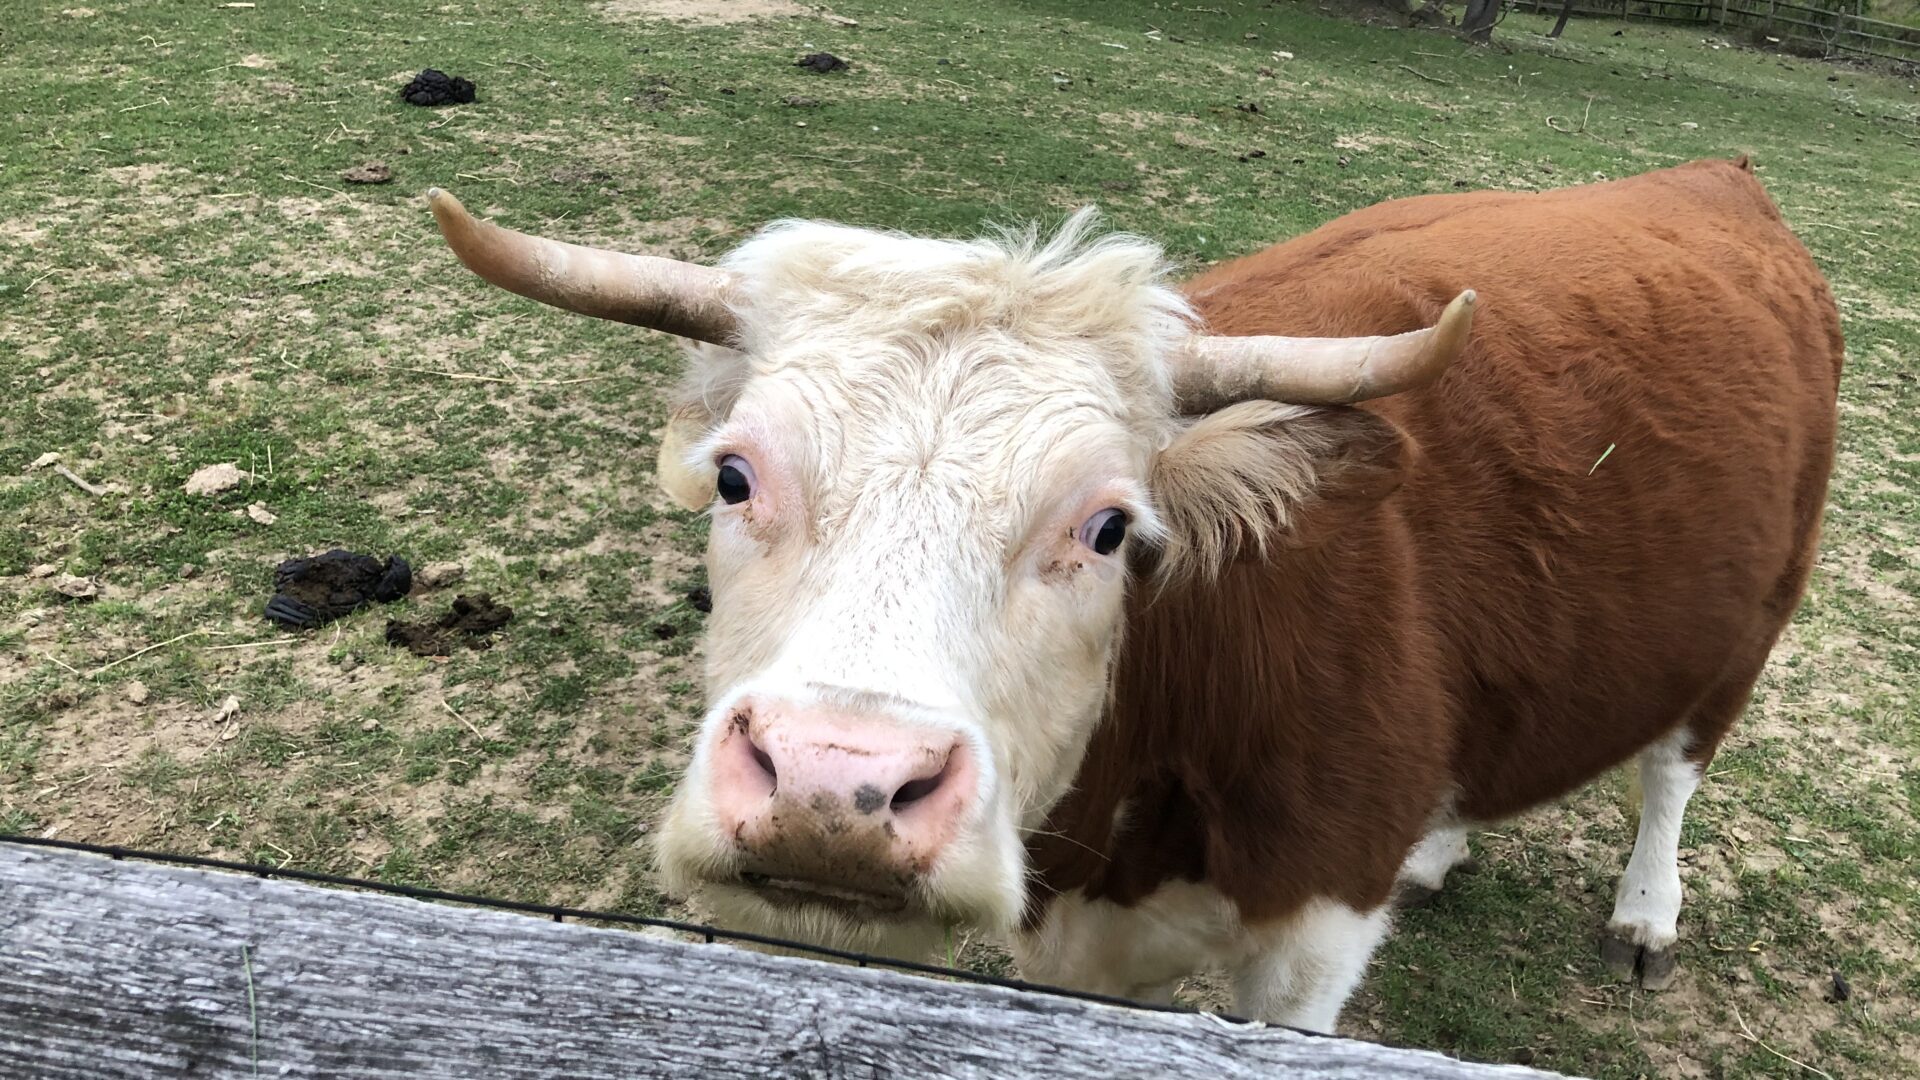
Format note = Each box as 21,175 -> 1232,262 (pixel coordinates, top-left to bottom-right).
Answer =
1395,821 -> 1471,906
1013,882 -> 1229,1004
1230,899 -> 1389,1033
1603,726 -> 1701,990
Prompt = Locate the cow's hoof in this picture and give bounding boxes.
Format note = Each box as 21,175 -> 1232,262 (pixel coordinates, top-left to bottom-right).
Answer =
1393,881 -> 1441,910
1600,928 -> 1678,990
1639,946 -> 1678,990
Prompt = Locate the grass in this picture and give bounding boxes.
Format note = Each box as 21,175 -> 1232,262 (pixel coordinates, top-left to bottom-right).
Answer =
3,1 -> 1918,1076
1867,0 -> 1920,28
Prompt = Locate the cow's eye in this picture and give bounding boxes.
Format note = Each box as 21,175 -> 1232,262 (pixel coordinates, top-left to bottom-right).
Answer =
1078,509 -> 1129,556
716,455 -> 755,505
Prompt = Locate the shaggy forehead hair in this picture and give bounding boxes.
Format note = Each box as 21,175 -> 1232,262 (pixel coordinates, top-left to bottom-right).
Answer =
676,208 -> 1196,438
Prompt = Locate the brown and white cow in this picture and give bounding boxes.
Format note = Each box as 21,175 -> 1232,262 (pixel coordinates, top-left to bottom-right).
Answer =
428,157 -> 1841,1030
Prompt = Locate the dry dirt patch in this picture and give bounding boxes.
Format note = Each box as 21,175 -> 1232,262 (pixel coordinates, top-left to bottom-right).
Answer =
598,0 -> 806,24
102,163 -> 177,187
1333,132 -> 1409,153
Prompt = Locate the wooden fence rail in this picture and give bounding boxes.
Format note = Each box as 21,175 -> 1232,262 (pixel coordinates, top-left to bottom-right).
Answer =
0,844 -> 1573,1079
1511,0 -> 1920,63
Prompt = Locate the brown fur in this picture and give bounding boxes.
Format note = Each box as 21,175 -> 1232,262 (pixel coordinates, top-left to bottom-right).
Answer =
1027,158 -> 1843,927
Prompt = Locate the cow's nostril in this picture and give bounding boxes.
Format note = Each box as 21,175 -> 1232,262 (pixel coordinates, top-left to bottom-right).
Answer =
891,746 -> 963,811
890,759 -> 949,811
749,738 -> 778,790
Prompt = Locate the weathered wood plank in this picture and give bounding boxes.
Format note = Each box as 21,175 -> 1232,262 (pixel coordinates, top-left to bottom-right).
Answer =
0,845 -> 1573,1079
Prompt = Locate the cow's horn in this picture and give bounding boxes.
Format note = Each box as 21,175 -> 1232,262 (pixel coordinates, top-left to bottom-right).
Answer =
426,188 -> 740,347
1174,290 -> 1477,411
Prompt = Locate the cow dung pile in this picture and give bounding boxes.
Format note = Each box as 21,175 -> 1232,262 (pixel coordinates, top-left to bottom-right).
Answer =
400,69 -> 476,106
342,161 -> 394,185
264,550 -> 412,630
795,52 -> 848,74
384,593 -> 515,657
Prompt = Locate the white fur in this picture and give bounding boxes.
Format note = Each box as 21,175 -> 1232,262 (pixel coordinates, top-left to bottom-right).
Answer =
1229,902 -> 1391,1033
1015,883 -> 1388,1032
1014,881 -> 1249,1002
1608,727 -> 1702,949
1398,816 -> 1470,892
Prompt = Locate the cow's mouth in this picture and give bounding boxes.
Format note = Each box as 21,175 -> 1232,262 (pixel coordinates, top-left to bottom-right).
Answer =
737,871 -> 911,917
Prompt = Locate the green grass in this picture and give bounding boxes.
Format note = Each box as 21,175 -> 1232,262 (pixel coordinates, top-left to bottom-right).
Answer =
3,1 -> 1918,1076
1867,0 -> 1920,28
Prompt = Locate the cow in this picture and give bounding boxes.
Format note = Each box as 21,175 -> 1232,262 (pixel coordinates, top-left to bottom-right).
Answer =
426,157 -> 1842,1031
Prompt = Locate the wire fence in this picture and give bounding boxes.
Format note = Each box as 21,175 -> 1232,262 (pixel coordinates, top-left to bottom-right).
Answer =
0,833 -> 1266,1027
1512,0 -> 1920,64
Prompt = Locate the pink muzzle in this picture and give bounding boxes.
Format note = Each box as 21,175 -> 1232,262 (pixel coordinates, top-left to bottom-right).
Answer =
705,695 -> 977,912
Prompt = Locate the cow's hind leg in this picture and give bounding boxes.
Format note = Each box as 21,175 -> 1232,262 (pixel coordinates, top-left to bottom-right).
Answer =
1601,726 -> 1699,990
1230,898 -> 1389,1032
1602,671 -> 1752,990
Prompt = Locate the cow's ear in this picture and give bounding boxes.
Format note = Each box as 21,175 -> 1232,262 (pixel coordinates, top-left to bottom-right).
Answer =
1148,401 -> 1408,580
654,344 -> 747,512
656,399 -> 717,511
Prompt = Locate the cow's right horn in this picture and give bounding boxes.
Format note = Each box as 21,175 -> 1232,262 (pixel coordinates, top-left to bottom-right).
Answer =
426,188 -> 740,347
1174,290 -> 1477,412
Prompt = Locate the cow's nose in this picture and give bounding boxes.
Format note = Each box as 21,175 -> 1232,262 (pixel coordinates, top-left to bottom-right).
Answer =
707,697 -> 976,904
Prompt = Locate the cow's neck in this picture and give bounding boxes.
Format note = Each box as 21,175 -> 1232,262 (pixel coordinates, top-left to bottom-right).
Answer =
1023,517 -> 1451,928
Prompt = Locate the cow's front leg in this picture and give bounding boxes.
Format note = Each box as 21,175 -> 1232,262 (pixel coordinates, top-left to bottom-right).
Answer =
1012,885 -> 1225,1005
1394,819 -> 1474,908
1229,898 -> 1390,1033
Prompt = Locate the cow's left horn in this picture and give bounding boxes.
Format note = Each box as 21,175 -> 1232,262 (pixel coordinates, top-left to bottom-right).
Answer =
1174,290 -> 1477,412
426,188 -> 740,347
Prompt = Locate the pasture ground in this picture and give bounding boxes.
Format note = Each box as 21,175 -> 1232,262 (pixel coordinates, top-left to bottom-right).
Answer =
2,1 -> 1917,1075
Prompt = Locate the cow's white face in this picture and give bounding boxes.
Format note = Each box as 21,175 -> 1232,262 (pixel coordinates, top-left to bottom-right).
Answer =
653,213 -> 1192,956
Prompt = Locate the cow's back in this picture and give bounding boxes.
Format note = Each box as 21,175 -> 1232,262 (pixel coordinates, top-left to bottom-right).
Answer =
1185,157 -> 1842,818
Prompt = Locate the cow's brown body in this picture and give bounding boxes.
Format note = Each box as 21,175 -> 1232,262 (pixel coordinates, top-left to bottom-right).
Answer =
1030,159 -> 1842,926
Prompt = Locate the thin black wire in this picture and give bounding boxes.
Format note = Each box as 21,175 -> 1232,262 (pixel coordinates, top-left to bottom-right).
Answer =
0,833 -> 1257,1024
